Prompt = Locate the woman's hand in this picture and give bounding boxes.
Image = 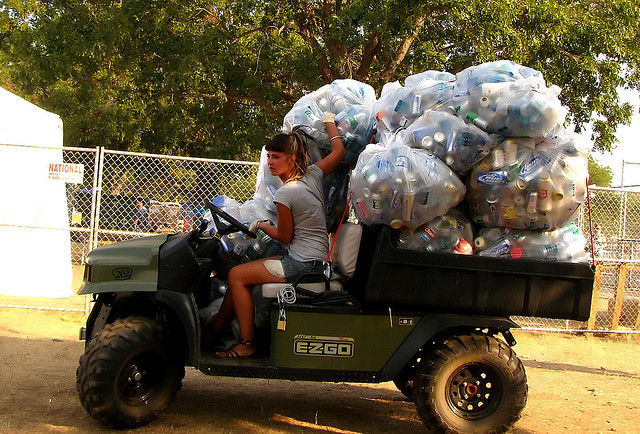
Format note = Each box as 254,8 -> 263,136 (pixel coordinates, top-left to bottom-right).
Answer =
321,112 -> 336,123
316,112 -> 346,176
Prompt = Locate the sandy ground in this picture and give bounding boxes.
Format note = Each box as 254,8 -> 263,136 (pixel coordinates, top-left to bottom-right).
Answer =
0,294 -> 639,433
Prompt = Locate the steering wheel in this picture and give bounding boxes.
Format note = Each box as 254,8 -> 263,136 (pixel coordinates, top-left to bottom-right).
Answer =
204,201 -> 256,239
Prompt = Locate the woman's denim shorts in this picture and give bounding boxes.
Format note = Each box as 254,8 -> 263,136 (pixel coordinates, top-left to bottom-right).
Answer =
263,254 -> 324,283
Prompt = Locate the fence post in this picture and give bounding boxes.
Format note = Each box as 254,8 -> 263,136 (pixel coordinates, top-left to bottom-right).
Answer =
587,264 -> 604,331
90,147 -> 105,250
611,263 -> 629,330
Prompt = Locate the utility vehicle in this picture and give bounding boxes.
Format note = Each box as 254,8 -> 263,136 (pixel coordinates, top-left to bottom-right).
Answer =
76,202 -> 594,432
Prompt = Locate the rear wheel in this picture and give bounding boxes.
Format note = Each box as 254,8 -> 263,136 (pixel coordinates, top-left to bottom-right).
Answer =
413,333 -> 527,433
76,317 -> 185,429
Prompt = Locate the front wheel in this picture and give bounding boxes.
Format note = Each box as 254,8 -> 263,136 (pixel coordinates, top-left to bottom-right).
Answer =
76,317 -> 185,429
413,333 -> 527,433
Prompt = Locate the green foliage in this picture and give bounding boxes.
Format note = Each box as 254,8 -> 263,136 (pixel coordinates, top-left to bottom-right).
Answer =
588,155 -> 614,187
1,0 -> 639,159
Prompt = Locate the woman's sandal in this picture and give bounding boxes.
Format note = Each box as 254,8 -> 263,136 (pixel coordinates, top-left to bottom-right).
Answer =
215,339 -> 256,358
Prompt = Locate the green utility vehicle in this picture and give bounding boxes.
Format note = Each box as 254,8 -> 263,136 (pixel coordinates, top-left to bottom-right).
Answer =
76,202 -> 594,432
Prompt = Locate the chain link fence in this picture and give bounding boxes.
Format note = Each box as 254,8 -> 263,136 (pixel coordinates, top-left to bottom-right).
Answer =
69,149 -> 258,263
3,143 -> 640,333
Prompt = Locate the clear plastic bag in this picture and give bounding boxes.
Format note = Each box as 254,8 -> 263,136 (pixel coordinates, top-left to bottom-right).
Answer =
373,71 -> 455,133
404,110 -> 498,174
466,132 -> 589,230
350,137 -> 466,230
283,79 -> 376,152
474,222 -> 588,263
396,208 -> 474,254
456,79 -> 567,138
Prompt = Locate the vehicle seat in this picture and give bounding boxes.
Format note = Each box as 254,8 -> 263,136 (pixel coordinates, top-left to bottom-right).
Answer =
260,222 -> 363,298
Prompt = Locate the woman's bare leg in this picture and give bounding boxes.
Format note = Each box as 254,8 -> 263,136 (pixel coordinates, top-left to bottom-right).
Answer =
217,259 -> 285,357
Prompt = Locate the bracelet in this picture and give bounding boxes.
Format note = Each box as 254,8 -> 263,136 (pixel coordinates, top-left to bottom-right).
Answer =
256,220 -> 261,230
329,135 -> 341,142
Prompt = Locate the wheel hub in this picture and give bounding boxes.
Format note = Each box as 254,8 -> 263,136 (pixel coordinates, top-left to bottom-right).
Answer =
118,354 -> 163,406
447,365 -> 500,418
129,365 -> 143,383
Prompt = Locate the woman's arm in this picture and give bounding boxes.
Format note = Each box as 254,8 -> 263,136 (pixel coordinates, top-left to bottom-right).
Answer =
257,203 -> 293,245
314,113 -> 346,177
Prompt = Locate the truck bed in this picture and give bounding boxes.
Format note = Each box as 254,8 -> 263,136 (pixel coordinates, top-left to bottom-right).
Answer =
351,225 -> 595,321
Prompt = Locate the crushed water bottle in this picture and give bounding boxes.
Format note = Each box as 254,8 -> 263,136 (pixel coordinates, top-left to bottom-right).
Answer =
350,138 -> 466,230
397,208 -> 474,254
466,131 -> 589,230
404,110 -> 498,174
474,222 -> 588,263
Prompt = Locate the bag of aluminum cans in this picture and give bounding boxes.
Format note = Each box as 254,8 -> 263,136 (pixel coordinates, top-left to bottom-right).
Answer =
454,61 -> 567,139
350,137 -> 466,230
373,71 -> 455,133
473,222 -> 588,263
283,79 -> 376,167
466,131 -> 589,230
403,110 -> 498,174
396,208 -> 474,254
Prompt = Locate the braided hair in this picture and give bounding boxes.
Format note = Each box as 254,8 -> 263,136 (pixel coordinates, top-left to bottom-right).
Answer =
265,128 -> 311,182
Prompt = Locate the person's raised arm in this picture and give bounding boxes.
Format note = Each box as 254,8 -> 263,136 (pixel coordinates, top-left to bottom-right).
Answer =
314,112 -> 346,177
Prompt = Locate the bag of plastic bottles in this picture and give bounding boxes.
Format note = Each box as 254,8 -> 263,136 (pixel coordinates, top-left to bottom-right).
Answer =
466,131 -> 588,230
457,79 -> 567,139
350,138 -> 466,230
396,208 -> 474,254
282,79 -> 376,148
474,222 -> 588,263
335,105 -> 376,167
403,110 -> 498,174
373,71 -> 455,133
454,60 -> 545,97
453,61 -> 566,139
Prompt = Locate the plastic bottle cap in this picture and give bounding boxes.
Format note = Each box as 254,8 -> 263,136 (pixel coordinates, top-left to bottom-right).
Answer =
390,219 -> 404,229
434,131 -> 447,144
510,247 -> 522,259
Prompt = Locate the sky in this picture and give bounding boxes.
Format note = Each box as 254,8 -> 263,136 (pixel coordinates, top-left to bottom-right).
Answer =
589,88 -> 640,189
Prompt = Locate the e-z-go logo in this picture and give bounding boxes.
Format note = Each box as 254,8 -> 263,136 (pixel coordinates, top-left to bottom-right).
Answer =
293,335 -> 354,358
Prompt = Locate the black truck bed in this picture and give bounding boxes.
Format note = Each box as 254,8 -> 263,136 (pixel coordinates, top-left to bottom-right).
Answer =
352,225 -> 595,321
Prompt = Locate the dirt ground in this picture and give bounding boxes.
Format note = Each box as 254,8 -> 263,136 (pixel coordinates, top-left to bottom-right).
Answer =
0,295 -> 638,434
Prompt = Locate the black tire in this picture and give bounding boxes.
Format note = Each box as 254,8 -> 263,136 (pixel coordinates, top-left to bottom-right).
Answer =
413,333 -> 527,433
76,317 -> 185,429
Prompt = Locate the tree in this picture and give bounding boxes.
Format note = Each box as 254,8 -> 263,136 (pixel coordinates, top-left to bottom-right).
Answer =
588,155 -> 613,187
1,0 -> 639,160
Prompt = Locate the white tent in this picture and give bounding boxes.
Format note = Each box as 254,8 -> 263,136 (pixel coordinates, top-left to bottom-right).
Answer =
0,87 -> 73,297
